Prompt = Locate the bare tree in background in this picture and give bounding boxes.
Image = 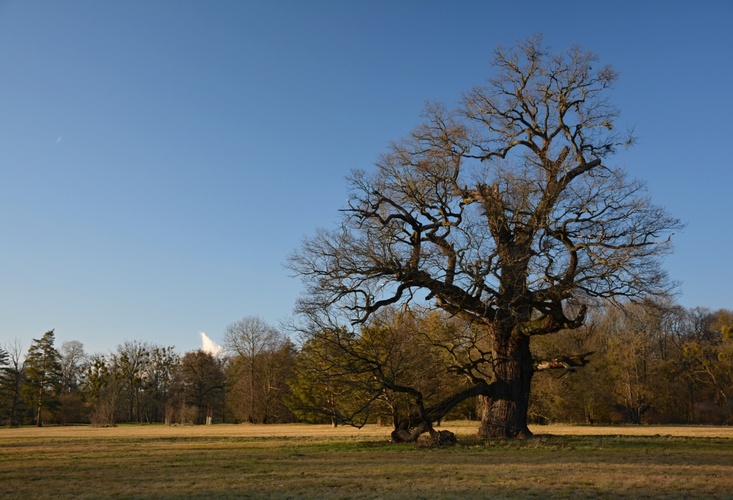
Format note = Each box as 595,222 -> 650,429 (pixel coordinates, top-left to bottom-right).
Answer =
225,316 -> 285,423
289,36 -> 681,439
60,340 -> 87,395
113,341 -> 151,423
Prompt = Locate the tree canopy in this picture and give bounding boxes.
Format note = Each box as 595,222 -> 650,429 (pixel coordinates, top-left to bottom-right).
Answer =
289,36 -> 681,439
23,330 -> 62,427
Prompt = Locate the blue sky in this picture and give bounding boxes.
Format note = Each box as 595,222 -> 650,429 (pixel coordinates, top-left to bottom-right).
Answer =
1,0 -> 731,355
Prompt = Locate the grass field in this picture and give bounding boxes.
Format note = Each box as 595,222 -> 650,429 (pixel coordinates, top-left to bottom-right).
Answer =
1,422 -> 732,499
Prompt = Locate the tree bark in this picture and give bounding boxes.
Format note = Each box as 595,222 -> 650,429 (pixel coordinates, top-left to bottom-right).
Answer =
478,334 -> 533,438
391,420 -> 456,445
36,370 -> 45,427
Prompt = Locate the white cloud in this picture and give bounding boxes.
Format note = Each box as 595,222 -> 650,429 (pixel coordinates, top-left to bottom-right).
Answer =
199,332 -> 223,357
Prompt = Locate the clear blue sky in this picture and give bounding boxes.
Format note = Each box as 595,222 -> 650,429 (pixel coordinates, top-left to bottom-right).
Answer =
1,0 -> 731,355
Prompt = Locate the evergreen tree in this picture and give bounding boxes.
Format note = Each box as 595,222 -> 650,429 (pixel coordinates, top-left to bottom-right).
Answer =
22,330 -> 62,427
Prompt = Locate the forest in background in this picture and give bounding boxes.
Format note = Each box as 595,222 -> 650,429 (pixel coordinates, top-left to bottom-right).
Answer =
2,300 -> 731,429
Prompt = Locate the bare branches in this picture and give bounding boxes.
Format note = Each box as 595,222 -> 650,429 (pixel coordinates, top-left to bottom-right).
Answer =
463,38 -> 629,171
288,36 -> 682,439
289,36 -> 680,335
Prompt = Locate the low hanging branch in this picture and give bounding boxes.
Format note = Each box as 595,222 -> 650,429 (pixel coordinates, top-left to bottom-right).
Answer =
534,352 -> 595,373
391,382 -> 492,444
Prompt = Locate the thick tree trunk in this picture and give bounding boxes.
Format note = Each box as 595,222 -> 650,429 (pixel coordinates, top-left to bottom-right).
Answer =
478,334 -> 534,438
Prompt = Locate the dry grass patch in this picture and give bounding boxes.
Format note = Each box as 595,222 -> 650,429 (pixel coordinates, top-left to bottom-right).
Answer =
1,422 -> 731,499
530,423 -> 733,438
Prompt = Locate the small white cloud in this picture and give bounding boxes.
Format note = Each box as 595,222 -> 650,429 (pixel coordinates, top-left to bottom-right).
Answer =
56,135 -> 62,144
199,332 -> 223,357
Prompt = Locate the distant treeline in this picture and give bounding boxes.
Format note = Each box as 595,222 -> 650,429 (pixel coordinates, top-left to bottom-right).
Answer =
1,302 -> 731,428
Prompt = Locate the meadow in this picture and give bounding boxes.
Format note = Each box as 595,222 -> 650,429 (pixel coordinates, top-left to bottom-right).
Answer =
1,422 -> 732,499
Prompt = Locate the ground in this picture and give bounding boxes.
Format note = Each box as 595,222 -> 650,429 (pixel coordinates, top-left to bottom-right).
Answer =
1,422 -> 731,498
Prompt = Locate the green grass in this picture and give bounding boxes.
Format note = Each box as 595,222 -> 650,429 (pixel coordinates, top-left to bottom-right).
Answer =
1,423 -> 732,499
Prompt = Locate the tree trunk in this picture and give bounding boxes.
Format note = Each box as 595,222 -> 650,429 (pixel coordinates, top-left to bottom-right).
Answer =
249,362 -> 255,423
478,334 -> 533,438
36,371 -> 45,427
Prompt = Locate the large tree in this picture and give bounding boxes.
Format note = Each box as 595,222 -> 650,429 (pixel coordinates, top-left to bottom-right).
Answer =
84,353 -> 122,426
0,341 -> 26,427
56,340 -> 89,424
0,343 -> 25,427
59,340 -> 88,395
225,316 -> 294,423
23,330 -> 62,427
170,350 -> 225,424
140,345 -> 179,423
113,341 -> 151,422
289,37 -> 681,439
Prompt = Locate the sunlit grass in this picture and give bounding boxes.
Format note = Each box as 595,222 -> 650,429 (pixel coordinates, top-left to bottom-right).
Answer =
1,422 -> 731,498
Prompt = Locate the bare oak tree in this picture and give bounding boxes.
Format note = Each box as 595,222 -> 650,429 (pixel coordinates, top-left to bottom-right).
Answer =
289,37 -> 681,439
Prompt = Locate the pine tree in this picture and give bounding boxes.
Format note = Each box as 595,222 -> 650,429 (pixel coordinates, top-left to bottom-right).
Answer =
23,330 -> 63,427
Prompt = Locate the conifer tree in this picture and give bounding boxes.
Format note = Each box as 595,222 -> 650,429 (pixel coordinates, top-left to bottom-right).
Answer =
23,330 -> 62,427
